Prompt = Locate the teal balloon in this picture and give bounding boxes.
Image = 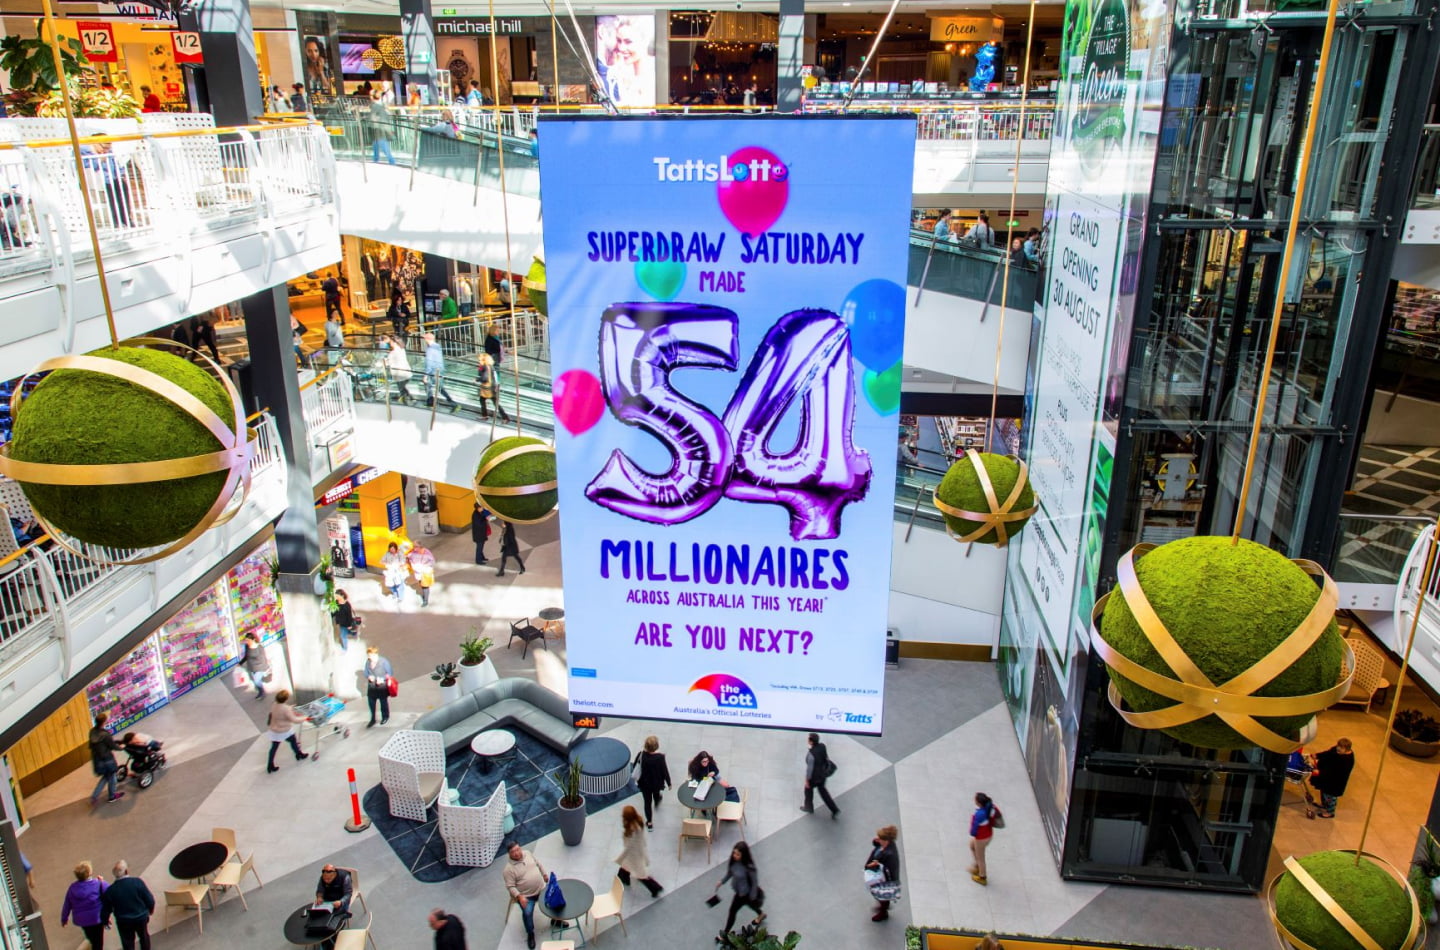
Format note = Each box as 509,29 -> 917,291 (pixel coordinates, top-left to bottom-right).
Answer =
862,361 -> 902,415
635,260 -> 687,301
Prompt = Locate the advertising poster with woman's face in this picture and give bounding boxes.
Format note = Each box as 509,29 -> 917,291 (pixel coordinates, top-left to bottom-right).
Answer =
595,15 -> 655,107
303,35 -> 335,96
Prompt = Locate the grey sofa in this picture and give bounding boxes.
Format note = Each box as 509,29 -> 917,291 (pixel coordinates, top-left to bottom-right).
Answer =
415,677 -> 588,754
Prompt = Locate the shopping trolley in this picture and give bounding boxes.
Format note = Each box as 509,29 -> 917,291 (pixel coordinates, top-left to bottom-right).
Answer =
297,694 -> 351,761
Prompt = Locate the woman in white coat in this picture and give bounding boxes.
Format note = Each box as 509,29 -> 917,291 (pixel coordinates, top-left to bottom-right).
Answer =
381,541 -> 408,601
615,805 -> 663,897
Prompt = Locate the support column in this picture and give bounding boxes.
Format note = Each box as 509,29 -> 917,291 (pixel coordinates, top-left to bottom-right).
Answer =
180,0 -> 264,127
242,288 -> 338,701
776,0 -> 806,113
400,0 -> 438,105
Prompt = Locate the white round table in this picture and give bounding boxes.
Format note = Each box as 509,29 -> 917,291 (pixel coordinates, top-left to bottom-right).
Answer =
470,729 -> 516,771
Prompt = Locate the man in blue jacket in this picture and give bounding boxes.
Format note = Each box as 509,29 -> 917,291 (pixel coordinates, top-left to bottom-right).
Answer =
102,860 -> 155,950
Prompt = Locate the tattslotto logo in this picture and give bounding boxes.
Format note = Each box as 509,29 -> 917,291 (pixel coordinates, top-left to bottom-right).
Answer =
1070,0 -> 1130,180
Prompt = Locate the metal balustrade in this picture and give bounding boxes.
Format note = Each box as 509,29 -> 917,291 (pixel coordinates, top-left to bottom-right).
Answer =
0,412 -> 285,660
802,100 -> 1057,143
0,118 -> 333,277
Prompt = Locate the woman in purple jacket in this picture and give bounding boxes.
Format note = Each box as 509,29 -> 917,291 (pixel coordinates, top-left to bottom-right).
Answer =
61,860 -> 108,949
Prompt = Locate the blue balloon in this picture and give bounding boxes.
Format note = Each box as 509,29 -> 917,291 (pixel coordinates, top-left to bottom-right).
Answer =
841,278 -> 905,370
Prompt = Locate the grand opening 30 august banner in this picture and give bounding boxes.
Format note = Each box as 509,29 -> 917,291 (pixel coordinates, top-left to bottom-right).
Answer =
539,117 -> 915,734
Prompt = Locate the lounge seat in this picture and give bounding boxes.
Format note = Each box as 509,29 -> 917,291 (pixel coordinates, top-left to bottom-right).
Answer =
415,677 -> 588,754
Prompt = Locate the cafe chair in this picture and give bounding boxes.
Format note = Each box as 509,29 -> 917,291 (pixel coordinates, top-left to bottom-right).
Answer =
508,618 -> 548,659
717,786 -> 747,832
590,875 -> 628,942
163,884 -> 210,933
335,866 -> 369,913
678,818 -> 713,863
540,942 -> 576,950
1334,637 -> 1385,710
378,730 -> 446,822
334,911 -> 379,950
211,827 -> 239,864
209,852 -> 263,909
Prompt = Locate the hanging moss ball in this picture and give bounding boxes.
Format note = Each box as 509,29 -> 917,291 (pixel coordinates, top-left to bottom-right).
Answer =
474,435 -> 557,523
1098,536 -> 1345,750
524,257 -> 547,316
8,346 -> 238,549
934,452 -> 1035,545
1274,852 -> 1418,950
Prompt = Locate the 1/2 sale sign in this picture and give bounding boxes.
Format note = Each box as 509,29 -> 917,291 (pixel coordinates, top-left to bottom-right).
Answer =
171,32 -> 203,64
77,22 -> 117,63
540,117 -> 916,734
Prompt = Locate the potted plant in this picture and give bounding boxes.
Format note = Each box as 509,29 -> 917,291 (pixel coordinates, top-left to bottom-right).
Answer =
720,921 -> 802,950
431,662 -> 461,704
1413,831 -> 1440,906
458,632 -> 497,692
556,759 -> 586,846
1390,709 -> 1440,758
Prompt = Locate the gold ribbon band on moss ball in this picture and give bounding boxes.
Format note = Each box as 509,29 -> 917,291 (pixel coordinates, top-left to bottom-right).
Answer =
0,340 -> 254,565
1087,543 -> 1354,754
1266,852 -> 1422,950
474,442 -> 558,525
931,450 -> 1037,548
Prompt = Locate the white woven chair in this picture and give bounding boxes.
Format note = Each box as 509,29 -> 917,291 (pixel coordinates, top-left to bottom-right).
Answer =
378,730 -> 446,822
1335,638 -> 1386,710
438,782 -> 508,867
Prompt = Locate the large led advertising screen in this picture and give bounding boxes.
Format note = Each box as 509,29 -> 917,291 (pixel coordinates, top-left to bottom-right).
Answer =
540,116 -> 915,733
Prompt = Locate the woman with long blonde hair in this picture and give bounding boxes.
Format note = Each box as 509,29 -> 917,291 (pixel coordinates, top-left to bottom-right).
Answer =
614,804 -> 663,897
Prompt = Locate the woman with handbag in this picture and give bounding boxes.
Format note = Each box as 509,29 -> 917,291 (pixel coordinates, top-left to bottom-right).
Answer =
364,646 -> 393,728
714,841 -> 764,938
239,631 -> 271,700
331,589 -> 357,651
634,735 -> 672,829
865,825 -> 901,921
969,793 -> 998,885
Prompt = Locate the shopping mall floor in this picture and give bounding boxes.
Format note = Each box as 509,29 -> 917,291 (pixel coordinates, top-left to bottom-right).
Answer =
19,522 -> 1380,950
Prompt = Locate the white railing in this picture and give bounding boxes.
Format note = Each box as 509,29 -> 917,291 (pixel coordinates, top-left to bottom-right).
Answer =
0,411 -> 287,662
299,367 -> 355,443
0,118 -> 334,275
1392,524 -> 1440,694
801,100 -> 1057,143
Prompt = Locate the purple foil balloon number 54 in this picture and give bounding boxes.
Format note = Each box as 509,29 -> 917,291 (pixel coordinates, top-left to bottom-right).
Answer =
585,302 -> 872,540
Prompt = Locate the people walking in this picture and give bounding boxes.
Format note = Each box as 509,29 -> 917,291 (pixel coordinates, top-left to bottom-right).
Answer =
422,332 -> 458,410
865,826 -> 900,922
369,89 -> 396,164
429,907 -> 467,949
497,522 -> 524,577
802,732 -> 839,818
102,860 -> 155,950
331,589 -> 357,650
61,860 -> 107,949
969,792 -> 997,885
239,631 -> 271,699
634,735 -> 672,829
471,504 -> 491,564
475,350 -> 509,421
322,274 -> 343,321
408,544 -> 437,607
88,712 -> 126,806
615,805 -> 664,896
382,541 -> 409,600
714,841 -> 764,938
502,843 -> 547,949
385,335 -> 414,403
364,646 -> 393,728
1309,737 -> 1356,818
265,690 -> 310,773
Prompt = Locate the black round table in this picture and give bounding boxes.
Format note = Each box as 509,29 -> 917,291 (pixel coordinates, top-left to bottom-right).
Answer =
168,841 -> 229,881
677,779 -> 727,817
538,879 -> 593,943
283,902 -> 346,947
538,606 -> 565,636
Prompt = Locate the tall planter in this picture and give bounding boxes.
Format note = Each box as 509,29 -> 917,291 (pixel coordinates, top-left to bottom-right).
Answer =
438,681 -> 462,704
556,760 -> 586,846
459,657 -> 498,692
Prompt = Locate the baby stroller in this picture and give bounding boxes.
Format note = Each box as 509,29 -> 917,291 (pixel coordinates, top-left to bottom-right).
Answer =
115,735 -> 167,790
343,355 -> 384,403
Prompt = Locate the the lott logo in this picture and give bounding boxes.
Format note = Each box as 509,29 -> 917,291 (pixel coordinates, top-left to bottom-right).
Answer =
689,673 -> 759,708
653,154 -> 789,184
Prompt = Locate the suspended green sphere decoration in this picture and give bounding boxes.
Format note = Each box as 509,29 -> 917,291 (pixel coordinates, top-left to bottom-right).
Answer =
474,435 -> 557,524
932,450 -> 1036,546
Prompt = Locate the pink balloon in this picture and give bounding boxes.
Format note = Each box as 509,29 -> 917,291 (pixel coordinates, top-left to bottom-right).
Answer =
717,146 -> 789,236
554,369 -> 604,435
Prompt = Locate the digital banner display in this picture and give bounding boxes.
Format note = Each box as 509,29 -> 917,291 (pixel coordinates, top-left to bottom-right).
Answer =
998,0 -> 1173,859
541,116 -> 915,734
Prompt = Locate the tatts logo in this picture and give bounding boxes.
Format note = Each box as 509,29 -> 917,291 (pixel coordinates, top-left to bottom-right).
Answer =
689,673 -> 758,708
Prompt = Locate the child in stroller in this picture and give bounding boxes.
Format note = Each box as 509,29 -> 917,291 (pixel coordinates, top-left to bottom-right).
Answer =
117,731 -> 167,789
